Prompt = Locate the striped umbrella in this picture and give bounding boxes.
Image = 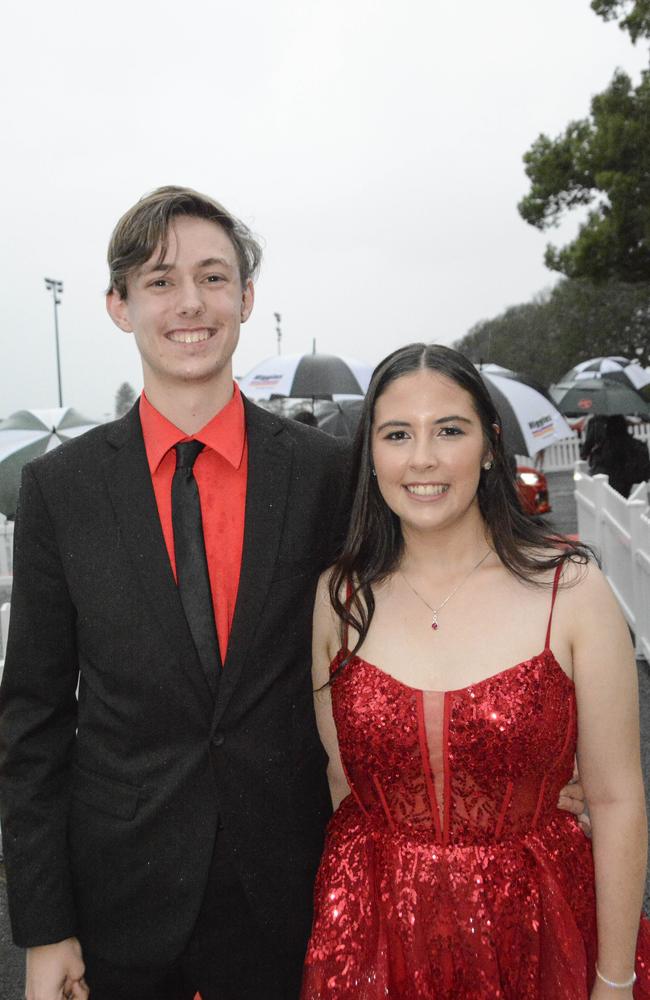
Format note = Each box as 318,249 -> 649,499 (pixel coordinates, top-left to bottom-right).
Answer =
238,353 -> 373,400
561,357 -> 650,395
0,408 -> 99,517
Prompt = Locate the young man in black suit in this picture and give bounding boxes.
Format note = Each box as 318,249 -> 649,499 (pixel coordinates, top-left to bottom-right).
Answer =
0,186 -> 350,999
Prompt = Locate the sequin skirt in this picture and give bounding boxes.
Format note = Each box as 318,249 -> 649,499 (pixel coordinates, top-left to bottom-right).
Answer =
301,800 -> 650,999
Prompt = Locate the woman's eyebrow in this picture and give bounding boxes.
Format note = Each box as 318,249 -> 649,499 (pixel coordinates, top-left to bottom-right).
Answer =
375,414 -> 473,432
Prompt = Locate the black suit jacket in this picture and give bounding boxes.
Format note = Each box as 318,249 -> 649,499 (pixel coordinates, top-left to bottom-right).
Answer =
0,398 -> 351,968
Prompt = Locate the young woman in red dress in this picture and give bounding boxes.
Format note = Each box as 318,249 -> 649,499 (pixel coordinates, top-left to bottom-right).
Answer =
302,344 -> 649,999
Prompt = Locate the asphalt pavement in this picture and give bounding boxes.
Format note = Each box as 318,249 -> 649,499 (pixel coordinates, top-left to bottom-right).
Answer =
0,473 -> 647,999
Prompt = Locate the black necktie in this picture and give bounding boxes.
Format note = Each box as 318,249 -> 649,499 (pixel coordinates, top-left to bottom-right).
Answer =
172,440 -> 222,686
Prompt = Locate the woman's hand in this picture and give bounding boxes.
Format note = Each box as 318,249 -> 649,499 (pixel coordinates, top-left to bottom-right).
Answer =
557,764 -> 591,836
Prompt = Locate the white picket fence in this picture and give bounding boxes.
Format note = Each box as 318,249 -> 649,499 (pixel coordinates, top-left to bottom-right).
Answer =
541,424 -> 650,472
574,461 -> 650,662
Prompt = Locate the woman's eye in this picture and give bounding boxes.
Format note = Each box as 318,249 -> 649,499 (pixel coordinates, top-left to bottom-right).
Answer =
386,430 -> 409,441
439,426 -> 463,436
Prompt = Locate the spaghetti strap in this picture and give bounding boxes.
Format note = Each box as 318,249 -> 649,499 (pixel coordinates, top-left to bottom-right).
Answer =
544,562 -> 564,650
342,578 -> 354,651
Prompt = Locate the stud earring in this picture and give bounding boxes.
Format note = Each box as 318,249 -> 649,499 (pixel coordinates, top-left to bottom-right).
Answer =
371,468 -> 377,478
483,461 -> 493,470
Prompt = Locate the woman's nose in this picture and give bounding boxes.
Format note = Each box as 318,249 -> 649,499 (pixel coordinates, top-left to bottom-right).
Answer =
409,438 -> 438,469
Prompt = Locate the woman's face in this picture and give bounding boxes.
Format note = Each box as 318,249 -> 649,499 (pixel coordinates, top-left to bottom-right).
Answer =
371,368 -> 491,537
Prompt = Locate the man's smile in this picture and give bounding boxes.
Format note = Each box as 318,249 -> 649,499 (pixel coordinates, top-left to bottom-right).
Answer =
166,327 -> 216,344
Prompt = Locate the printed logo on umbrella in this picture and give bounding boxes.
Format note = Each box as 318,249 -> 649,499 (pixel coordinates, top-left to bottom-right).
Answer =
249,374 -> 284,387
527,415 -> 554,438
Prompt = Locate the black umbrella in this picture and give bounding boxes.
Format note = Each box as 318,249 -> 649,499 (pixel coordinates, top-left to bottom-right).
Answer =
552,378 -> 650,419
317,398 -> 365,438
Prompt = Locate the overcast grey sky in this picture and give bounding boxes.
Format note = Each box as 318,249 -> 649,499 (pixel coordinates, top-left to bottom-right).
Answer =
1,0 -> 648,420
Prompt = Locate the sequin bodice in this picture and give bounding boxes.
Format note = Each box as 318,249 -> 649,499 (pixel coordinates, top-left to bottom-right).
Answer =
332,648 -> 576,847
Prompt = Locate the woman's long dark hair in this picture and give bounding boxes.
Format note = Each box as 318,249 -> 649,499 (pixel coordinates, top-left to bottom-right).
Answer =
330,343 -> 591,659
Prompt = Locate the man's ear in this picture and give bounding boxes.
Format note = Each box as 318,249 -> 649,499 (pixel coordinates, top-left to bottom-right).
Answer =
240,280 -> 255,324
106,290 -> 133,332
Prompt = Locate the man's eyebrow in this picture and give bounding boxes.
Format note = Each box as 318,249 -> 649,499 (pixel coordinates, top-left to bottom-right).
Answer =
196,257 -> 234,269
375,414 -> 473,432
141,256 -> 234,274
142,261 -> 173,275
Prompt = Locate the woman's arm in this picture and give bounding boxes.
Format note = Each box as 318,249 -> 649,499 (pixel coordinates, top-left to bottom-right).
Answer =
570,562 -> 647,994
312,572 -> 351,810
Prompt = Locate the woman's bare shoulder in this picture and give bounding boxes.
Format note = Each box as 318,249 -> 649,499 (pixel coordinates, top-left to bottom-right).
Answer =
553,554 -> 630,642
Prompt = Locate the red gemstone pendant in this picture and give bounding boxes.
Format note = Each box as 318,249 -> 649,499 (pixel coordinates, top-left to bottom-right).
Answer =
431,619 -> 439,630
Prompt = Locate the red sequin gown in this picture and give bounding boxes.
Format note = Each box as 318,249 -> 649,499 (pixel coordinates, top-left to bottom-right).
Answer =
301,569 -> 650,999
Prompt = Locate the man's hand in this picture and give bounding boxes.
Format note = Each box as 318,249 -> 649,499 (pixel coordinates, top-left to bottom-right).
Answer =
25,937 -> 88,1000
557,764 -> 591,837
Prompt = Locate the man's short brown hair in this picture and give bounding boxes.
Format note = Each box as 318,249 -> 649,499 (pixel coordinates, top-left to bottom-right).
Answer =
107,185 -> 263,298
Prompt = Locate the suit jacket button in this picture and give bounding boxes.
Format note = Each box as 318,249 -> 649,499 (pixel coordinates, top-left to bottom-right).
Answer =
212,731 -> 225,748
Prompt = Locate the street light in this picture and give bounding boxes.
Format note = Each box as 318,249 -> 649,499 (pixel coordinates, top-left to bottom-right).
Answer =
44,278 -> 64,407
274,312 -> 282,355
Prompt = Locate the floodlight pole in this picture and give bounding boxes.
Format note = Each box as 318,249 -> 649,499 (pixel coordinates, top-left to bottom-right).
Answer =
44,277 -> 64,407
274,312 -> 282,355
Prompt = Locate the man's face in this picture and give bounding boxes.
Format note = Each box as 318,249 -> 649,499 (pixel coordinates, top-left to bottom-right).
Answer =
106,215 -> 254,394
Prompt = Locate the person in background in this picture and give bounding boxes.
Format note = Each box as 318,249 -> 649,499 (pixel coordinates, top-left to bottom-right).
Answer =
587,415 -> 650,498
580,415 -> 608,470
293,409 -> 319,427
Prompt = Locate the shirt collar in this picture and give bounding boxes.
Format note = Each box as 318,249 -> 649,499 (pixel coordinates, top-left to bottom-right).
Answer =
139,383 -> 247,475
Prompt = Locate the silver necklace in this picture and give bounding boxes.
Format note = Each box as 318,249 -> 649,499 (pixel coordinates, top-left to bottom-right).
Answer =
400,550 -> 491,631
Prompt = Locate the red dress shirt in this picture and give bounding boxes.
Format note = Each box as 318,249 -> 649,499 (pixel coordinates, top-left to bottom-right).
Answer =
139,384 -> 248,665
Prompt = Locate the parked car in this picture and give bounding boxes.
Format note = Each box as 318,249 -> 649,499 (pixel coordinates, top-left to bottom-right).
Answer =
516,465 -> 551,516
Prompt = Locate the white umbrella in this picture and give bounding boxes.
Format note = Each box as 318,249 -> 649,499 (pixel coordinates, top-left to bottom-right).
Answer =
0,407 -> 100,517
238,353 -> 373,400
478,370 -> 575,457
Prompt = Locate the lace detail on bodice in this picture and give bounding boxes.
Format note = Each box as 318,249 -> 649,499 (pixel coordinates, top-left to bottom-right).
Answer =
332,649 -> 576,846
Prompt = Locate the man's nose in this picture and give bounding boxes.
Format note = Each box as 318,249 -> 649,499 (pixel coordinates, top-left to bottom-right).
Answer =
176,281 -> 205,316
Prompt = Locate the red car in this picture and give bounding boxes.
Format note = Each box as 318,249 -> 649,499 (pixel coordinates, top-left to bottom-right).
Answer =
516,465 -> 551,516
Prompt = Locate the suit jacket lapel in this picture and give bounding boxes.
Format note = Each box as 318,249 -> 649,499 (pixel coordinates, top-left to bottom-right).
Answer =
214,399 -> 292,724
104,405 -> 217,708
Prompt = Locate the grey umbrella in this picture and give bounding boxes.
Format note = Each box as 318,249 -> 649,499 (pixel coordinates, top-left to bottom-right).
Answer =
551,378 -> 650,419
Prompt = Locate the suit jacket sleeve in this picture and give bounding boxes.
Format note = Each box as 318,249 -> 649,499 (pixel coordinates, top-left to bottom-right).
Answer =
0,463 -> 79,946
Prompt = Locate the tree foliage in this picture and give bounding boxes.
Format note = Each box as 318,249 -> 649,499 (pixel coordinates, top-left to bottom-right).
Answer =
114,381 -> 136,418
519,70 -> 650,282
591,0 -> 650,42
453,279 -> 650,385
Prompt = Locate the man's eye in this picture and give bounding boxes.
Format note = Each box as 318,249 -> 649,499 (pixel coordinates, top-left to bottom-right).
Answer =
205,274 -> 225,283
149,279 -> 169,288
